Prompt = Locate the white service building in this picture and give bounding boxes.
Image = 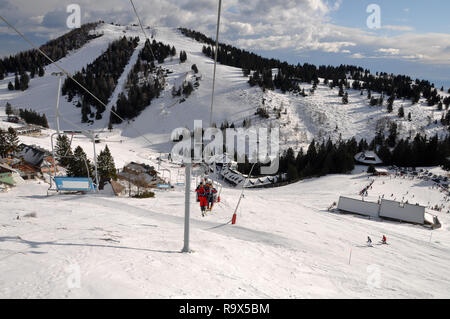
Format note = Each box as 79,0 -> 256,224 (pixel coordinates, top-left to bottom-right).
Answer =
337,197 -> 380,218
337,196 -> 432,226
379,199 -> 425,224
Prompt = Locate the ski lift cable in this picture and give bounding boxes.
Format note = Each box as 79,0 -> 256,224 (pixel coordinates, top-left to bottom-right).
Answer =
128,0 -> 190,122
128,0 -> 157,62
0,14 -> 154,146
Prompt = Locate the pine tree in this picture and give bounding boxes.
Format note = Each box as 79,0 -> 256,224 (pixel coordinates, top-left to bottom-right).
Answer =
5,103 -> 13,116
97,145 -> 117,189
342,92 -> 349,104
180,51 -> 187,63
67,146 -> 92,178
387,95 -> 394,113
55,135 -> 73,167
19,72 -> 29,91
38,66 -> 45,77
367,164 -> 376,174
81,100 -> 90,123
42,114 -> 49,128
14,74 -> 20,90
387,122 -> 398,147
287,163 -> 299,181
0,129 -> 8,158
398,106 -> 405,118
6,127 -> 19,155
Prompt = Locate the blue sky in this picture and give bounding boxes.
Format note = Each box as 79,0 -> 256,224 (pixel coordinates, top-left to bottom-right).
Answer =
330,0 -> 450,32
0,0 -> 449,88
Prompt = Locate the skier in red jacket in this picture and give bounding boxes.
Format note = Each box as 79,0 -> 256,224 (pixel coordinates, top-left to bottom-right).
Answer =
196,184 -> 208,216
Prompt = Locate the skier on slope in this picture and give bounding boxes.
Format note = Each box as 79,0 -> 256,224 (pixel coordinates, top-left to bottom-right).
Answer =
196,183 -> 208,216
207,183 -> 218,211
367,236 -> 372,246
382,235 -> 387,244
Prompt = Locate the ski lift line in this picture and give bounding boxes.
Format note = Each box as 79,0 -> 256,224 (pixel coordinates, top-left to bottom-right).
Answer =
128,0 -> 157,62
232,162 -> 257,221
0,14 -> 154,146
209,0 -> 222,127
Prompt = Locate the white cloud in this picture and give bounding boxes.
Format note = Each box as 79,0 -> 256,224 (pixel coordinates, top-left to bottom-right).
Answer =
351,53 -> 365,59
377,48 -> 400,56
1,0 -> 450,65
382,25 -> 414,32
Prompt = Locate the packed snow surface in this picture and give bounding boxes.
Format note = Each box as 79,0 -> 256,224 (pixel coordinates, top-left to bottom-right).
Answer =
1,168 -> 449,298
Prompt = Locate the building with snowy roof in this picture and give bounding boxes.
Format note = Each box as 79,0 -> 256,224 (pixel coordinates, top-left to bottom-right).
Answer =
354,151 -> 383,165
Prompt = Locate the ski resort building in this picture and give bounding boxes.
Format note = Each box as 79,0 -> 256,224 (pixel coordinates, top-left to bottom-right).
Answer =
354,151 -> 383,165
337,197 -> 381,218
118,162 -> 166,190
17,144 -> 50,167
0,164 -> 24,187
337,196 -> 438,227
15,125 -> 42,136
374,168 -> 389,176
220,165 -> 285,188
379,199 -> 425,224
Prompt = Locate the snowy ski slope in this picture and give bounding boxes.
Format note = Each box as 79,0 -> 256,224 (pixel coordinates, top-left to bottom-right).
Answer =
1,23 -> 449,153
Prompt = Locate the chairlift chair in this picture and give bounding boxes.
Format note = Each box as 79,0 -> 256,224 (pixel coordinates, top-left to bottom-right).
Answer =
47,132 -> 99,195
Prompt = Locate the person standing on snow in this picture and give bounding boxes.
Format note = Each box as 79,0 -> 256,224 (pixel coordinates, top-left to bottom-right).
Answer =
196,183 -> 208,216
382,235 -> 387,244
367,236 -> 372,245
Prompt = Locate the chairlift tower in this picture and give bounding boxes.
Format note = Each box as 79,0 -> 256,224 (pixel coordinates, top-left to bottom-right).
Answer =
182,162 -> 192,253
51,72 -> 65,135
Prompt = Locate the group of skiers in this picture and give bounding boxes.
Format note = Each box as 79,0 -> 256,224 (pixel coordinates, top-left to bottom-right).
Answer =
367,235 -> 387,246
196,180 -> 218,217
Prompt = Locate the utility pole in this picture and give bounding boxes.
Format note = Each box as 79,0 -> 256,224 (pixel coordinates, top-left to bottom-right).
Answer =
52,72 -> 64,135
